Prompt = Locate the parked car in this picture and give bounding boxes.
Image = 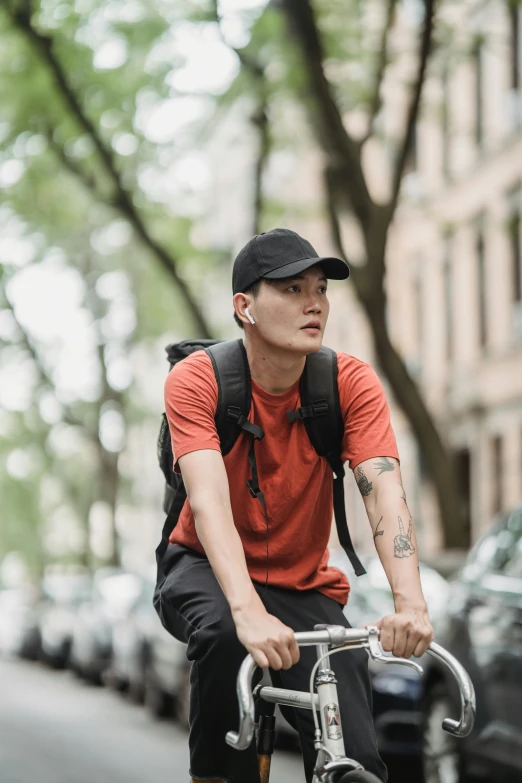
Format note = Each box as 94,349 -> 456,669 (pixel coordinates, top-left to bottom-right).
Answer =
39,571 -> 91,668
421,505 -> 522,783
69,569 -> 142,684
108,575 -> 158,700
142,612 -> 189,723
0,585 -> 42,660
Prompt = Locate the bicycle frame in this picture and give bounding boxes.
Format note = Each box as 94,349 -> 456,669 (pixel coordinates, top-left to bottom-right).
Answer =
226,625 -> 476,783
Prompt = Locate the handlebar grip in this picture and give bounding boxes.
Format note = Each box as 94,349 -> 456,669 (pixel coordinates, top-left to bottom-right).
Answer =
426,641 -> 476,738
225,653 -> 257,750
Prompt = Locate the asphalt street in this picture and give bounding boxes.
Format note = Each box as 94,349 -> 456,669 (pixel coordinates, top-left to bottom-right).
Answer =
0,658 -> 303,783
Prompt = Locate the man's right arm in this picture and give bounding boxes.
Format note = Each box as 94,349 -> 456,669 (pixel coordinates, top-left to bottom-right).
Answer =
178,448 -> 299,671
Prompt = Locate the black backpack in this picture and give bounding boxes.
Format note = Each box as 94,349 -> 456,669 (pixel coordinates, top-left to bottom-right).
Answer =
156,338 -> 365,578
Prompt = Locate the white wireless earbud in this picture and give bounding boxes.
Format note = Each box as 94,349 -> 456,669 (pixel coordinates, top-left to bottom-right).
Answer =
244,307 -> 256,325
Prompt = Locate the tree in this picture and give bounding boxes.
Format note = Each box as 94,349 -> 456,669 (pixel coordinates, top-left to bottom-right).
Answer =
1,257 -> 129,571
0,0 -> 226,572
2,0 -> 213,338
275,0 -> 466,547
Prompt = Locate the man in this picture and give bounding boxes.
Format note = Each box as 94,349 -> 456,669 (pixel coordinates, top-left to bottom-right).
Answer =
157,228 -> 433,783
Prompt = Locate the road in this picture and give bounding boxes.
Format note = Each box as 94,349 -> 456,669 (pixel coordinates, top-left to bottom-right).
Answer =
0,657 -> 303,783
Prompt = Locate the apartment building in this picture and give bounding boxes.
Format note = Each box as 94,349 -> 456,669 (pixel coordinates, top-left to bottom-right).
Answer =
383,0 -> 522,549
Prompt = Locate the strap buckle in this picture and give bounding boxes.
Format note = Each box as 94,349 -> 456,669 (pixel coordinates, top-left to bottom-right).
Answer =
226,406 -> 242,423
311,400 -> 329,417
287,399 -> 329,423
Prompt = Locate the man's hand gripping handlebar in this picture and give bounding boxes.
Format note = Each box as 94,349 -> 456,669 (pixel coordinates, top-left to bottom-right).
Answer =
225,625 -> 476,751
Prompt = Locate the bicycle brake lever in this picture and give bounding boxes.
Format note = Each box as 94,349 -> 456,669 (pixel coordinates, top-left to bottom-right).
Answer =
365,625 -> 424,675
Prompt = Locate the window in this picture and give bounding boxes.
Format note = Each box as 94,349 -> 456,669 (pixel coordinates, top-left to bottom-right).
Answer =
473,39 -> 485,147
475,215 -> 487,348
508,185 -> 522,304
491,435 -> 503,515
443,231 -> 454,362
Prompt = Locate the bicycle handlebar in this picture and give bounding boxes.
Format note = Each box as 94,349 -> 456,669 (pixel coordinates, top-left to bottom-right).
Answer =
225,626 -> 476,751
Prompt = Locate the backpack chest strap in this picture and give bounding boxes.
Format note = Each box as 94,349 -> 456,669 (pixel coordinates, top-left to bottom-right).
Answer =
287,347 -> 367,578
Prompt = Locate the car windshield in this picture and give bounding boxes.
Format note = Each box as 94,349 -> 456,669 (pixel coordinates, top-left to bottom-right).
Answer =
95,573 -> 142,611
42,574 -> 92,606
462,507 -> 522,581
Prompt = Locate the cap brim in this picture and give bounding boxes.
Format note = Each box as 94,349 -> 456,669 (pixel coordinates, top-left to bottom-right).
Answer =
262,256 -> 350,281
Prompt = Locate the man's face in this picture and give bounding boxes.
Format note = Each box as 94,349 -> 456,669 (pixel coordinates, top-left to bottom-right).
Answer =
250,264 -> 330,354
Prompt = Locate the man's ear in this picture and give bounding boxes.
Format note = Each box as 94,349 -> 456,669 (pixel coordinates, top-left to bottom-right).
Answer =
233,292 -> 252,327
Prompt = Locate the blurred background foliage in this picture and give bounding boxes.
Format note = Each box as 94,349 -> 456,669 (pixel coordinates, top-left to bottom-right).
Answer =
2,0 -> 515,580
0,0 -> 277,579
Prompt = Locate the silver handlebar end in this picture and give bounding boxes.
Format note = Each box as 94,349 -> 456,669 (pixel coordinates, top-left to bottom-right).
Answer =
428,641 -> 476,737
442,719 -> 461,736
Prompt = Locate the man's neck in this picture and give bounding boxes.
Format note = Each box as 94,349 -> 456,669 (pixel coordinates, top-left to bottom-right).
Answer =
243,335 -> 306,395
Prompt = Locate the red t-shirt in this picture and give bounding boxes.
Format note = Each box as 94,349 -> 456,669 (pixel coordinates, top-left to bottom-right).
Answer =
164,350 -> 399,605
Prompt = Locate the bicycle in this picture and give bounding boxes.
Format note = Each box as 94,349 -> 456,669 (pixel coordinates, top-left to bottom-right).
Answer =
226,625 -> 476,783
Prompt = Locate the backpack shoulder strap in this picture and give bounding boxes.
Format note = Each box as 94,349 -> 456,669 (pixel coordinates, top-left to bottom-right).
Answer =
205,339 -> 255,456
288,347 -> 366,577
297,346 -> 343,460
156,339 -> 256,586
206,339 -> 268,588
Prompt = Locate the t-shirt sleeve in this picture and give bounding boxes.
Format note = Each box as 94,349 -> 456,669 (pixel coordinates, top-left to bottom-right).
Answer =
337,352 -> 399,470
164,350 -> 220,472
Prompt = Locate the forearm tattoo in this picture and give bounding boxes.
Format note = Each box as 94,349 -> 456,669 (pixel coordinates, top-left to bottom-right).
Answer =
393,516 -> 416,558
373,516 -> 384,542
374,457 -> 396,475
355,466 -> 373,496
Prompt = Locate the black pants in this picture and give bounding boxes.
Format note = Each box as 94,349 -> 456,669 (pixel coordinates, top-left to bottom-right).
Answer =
154,545 -> 387,783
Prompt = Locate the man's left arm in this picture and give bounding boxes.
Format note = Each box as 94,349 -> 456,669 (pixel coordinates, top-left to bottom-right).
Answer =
354,456 -> 434,658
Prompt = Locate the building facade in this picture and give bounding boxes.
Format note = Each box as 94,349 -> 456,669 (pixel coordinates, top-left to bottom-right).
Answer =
384,0 -> 522,550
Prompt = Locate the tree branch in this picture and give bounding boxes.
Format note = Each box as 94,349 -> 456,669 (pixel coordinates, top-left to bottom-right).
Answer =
281,0 -> 374,234
362,0 -> 398,143
322,165 -> 366,297
44,126 -> 105,200
251,104 -> 269,236
3,287 -> 86,430
8,3 -> 213,338
390,0 -> 436,211
323,166 -> 345,261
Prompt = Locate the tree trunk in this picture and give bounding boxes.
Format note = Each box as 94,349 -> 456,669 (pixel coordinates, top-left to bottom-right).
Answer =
281,0 -> 467,548
96,440 -> 122,568
358,290 -> 468,548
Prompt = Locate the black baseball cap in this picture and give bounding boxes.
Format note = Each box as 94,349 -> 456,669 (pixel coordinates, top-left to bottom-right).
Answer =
232,228 -> 350,295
